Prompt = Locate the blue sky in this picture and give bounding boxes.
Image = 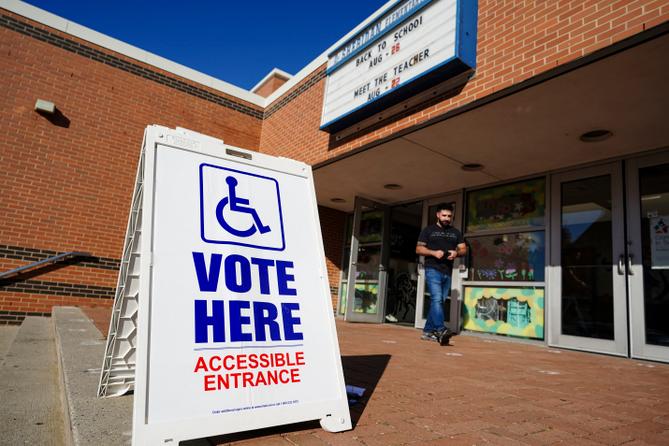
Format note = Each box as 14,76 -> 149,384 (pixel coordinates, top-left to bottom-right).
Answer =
22,0 -> 387,90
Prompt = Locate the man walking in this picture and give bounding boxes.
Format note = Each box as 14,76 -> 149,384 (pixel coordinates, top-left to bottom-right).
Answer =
416,203 -> 466,342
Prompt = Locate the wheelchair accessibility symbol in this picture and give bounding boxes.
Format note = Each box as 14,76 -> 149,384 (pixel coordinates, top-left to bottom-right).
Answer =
200,164 -> 285,251
216,176 -> 271,237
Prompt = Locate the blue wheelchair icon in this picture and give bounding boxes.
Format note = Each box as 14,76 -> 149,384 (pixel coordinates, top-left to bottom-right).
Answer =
215,176 -> 271,237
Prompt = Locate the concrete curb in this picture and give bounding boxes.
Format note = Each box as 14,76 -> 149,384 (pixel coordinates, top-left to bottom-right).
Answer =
53,307 -> 133,446
54,311 -> 78,446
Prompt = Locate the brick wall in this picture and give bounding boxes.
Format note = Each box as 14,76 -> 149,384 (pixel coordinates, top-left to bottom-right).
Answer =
317,206 -> 347,309
259,0 -> 669,165
254,73 -> 290,98
2,1 -> 668,323
0,10 -> 263,323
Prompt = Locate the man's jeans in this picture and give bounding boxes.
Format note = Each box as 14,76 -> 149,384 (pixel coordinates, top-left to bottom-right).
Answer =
423,268 -> 452,333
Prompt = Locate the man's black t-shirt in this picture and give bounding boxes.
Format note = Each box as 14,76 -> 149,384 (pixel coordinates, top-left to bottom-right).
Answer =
417,224 -> 464,274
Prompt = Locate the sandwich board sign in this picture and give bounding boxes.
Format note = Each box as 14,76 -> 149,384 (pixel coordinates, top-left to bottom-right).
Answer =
121,125 -> 351,444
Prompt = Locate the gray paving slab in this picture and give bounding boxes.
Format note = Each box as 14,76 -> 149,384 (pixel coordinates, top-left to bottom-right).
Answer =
54,306 -> 133,446
0,325 -> 19,365
0,317 -> 65,446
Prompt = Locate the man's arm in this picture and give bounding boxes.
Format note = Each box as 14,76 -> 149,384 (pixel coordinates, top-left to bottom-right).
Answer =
447,242 -> 467,260
416,243 -> 445,259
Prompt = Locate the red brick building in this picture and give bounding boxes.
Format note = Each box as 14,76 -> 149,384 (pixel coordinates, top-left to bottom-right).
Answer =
1,0 -> 668,362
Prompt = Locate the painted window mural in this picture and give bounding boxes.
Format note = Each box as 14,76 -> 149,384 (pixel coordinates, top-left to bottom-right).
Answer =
468,232 -> 545,281
466,178 -> 545,232
464,287 -> 545,339
340,282 -> 380,314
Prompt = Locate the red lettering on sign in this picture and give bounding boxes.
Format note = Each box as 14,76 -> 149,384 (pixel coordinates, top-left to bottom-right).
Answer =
194,356 -> 207,372
204,374 -> 216,391
195,351 -> 307,390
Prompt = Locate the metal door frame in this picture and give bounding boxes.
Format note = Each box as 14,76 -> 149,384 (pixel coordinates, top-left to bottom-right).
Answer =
626,151 -> 669,362
344,197 -> 390,323
415,192 -> 464,330
548,162 -> 628,356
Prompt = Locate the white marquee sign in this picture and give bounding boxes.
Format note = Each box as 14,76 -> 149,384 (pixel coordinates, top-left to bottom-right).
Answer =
321,0 -> 477,132
130,126 -> 351,444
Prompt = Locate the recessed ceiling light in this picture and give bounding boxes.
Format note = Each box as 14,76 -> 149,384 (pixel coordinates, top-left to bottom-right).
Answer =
579,129 -> 612,142
461,163 -> 484,171
383,183 -> 403,190
331,198 -> 346,203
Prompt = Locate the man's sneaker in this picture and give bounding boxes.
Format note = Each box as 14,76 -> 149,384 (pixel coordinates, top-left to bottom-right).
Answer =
437,327 -> 455,345
420,331 -> 438,341
439,327 -> 455,337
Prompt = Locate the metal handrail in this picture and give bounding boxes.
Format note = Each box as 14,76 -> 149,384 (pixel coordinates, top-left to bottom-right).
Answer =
0,251 -> 91,280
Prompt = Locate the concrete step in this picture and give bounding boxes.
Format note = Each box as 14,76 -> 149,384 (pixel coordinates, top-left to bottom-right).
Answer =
53,307 -> 133,446
0,324 -> 19,366
0,317 -> 66,445
52,307 -> 214,446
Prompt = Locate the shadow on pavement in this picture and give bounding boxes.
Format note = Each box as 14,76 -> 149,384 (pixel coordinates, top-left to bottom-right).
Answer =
199,354 -> 391,445
342,354 -> 391,427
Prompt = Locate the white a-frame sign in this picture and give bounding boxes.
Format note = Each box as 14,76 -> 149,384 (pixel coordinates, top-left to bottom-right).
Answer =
100,125 -> 351,444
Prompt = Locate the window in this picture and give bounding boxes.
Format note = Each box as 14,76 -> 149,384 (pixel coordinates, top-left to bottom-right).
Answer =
467,232 -> 545,282
463,178 -> 546,339
466,178 -> 545,232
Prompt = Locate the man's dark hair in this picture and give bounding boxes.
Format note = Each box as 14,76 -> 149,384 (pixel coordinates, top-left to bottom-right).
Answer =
435,202 -> 454,213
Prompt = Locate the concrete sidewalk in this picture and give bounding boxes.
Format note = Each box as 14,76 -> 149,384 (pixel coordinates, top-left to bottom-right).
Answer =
1,317 -> 65,446
80,308 -> 669,445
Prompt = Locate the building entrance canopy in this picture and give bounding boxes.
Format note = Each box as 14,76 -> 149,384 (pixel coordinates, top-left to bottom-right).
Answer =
314,32 -> 669,211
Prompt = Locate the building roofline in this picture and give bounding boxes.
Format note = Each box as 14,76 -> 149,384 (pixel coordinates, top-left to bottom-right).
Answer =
2,0 -> 407,110
250,68 -> 292,93
0,0 -> 267,107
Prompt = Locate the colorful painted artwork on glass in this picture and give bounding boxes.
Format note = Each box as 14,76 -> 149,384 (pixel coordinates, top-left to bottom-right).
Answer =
463,287 -> 544,339
352,282 -> 379,314
468,231 -> 545,281
466,178 -> 545,231
338,282 -> 379,315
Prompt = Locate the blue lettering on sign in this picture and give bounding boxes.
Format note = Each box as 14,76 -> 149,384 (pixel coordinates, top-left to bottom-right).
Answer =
194,300 -> 304,343
192,252 -> 296,296
276,261 -> 297,296
225,255 -> 252,293
192,252 -> 303,344
253,301 -> 280,341
192,252 -> 221,292
251,258 -> 274,295
281,303 -> 303,341
194,300 -> 225,343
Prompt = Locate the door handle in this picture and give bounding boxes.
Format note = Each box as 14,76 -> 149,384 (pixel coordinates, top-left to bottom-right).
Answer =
627,254 -> 634,276
617,254 -> 625,275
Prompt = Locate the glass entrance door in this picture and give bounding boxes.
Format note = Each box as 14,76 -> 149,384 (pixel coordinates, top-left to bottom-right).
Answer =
549,163 -> 629,356
384,202 -> 422,325
626,152 -> 669,362
344,197 -> 389,323
415,193 -> 464,330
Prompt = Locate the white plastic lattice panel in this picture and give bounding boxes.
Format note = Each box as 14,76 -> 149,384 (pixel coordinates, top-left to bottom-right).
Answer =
97,137 -> 145,398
